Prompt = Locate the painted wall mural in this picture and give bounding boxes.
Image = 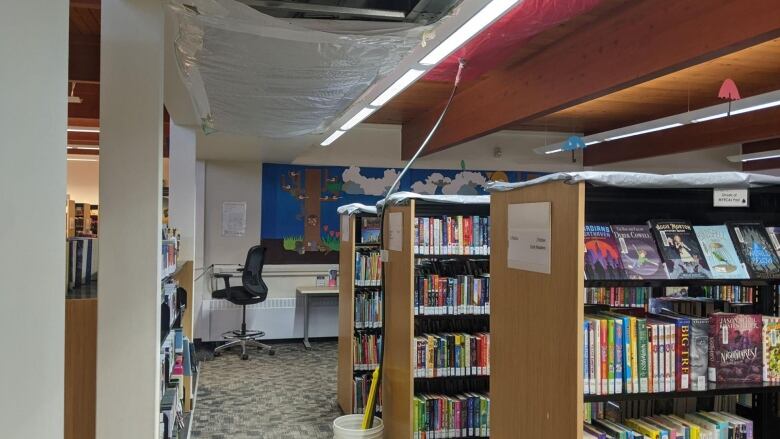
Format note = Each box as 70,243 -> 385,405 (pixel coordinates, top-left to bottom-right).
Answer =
261,163 -> 546,264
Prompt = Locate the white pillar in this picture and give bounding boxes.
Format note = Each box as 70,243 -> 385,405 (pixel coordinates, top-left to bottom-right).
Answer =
169,123 -> 197,262
96,1 -> 164,438
0,2 -> 67,438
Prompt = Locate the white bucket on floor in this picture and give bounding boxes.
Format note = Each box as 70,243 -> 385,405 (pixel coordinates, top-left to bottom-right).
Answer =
333,415 -> 383,439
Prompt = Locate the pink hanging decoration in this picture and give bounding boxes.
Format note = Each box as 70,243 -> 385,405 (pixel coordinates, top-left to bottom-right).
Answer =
718,78 -> 741,100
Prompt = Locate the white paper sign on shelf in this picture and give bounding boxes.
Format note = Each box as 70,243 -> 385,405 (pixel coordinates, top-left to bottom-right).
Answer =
341,215 -> 350,242
507,202 -> 551,274
388,212 -> 403,252
713,188 -> 749,207
221,201 -> 247,237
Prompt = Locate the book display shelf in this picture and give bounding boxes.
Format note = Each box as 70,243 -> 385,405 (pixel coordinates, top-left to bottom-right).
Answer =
159,231 -> 197,439
489,175 -> 780,438
338,206 -> 383,414
381,196 -> 491,439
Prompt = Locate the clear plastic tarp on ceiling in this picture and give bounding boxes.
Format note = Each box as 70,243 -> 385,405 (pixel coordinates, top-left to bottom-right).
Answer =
167,0 -> 431,138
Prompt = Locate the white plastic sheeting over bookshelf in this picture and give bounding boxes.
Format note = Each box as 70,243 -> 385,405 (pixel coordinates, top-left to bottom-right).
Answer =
377,191 -> 490,211
167,0 -> 429,138
336,203 -> 378,216
486,171 -> 780,191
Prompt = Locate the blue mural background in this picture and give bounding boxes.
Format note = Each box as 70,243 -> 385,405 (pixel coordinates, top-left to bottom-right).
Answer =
261,163 -> 545,263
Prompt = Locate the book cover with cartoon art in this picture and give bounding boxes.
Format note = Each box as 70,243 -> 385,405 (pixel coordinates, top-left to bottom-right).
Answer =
708,313 -> 763,384
648,220 -> 711,279
584,223 -> 626,280
694,225 -> 750,279
611,224 -> 667,280
727,223 -> 780,279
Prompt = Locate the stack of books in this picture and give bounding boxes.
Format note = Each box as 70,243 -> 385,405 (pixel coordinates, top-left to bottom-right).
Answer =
353,333 -> 381,371
415,274 -> 490,316
584,411 -> 754,438
414,333 -> 490,378
353,373 -> 382,414
355,251 -> 382,286
413,393 -> 489,438
354,289 -> 382,329
414,215 -> 490,255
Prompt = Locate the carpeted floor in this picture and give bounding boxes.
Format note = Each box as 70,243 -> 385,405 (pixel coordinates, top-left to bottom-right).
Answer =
191,341 -> 341,439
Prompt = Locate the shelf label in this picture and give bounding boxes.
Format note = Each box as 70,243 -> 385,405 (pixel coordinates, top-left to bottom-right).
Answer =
713,188 -> 748,207
507,202 -> 551,274
388,212 -> 403,252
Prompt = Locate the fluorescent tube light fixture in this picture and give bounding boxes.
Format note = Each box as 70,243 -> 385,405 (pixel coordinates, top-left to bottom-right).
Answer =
67,126 -> 100,133
420,0 -> 519,66
585,140 -> 601,146
67,145 -> 100,150
544,148 -> 563,155
371,69 -> 426,107
730,100 -> 780,115
341,107 -> 377,131
727,149 -> 780,163
691,112 -> 728,123
321,130 -> 346,146
67,157 -> 99,162
604,123 -> 683,141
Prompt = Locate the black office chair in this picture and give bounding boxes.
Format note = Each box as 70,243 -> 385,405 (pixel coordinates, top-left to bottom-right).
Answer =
212,245 -> 275,359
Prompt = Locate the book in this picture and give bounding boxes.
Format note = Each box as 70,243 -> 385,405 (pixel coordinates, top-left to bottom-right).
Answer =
648,220 -> 711,279
360,217 -> 381,244
693,225 -> 750,279
413,215 -> 490,255
707,313 -> 763,384
727,222 -> 780,279
652,312 -> 691,391
762,316 -> 780,383
765,226 -> 780,257
611,225 -> 667,279
585,223 -> 627,280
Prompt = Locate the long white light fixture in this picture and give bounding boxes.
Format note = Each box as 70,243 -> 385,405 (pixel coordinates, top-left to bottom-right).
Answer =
420,0 -> 519,66
67,145 -> 100,151
67,126 -> 100,133
320,0 -> 520,146
727,149 -> 780,163
67,157 -> 99,162
535,89 -> 780,155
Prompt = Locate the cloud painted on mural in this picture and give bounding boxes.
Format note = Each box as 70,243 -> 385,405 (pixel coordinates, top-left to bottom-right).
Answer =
411,172 -> 452,194
442,171 -> 488,195
341,166 -> 399,196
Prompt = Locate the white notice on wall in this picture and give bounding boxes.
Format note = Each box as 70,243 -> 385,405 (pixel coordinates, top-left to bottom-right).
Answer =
341,215 -> 350,242
222,201 -> 247,237
507,202 -> 551,274
388,212 -> 403,252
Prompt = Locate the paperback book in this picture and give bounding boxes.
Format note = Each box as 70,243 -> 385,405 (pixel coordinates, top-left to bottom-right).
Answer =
585,223 -> 627,280
611,225 -> 667,280
693,225 -> 750,279
707,313 -> 763,384
765,226 -> 780,257
763,316 -> 780,383
648,220 -> 711,279
727,223 -> 780,279
360,217 -> 381,244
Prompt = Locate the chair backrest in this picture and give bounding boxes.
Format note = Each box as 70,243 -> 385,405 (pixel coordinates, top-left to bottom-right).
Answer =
242,245 -> 268,301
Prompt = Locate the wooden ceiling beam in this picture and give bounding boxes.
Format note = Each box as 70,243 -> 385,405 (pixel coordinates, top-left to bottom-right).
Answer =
71,0 -> 100,9
69,34 -> 99,82
401,0 -> 780,159
582,107 -> 780,166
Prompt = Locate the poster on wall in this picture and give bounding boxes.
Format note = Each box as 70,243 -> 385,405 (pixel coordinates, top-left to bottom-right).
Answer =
222,201 -> 247,237
260,163 -> 547,264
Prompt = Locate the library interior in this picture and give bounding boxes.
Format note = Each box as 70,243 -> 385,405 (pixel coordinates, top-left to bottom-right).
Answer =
8,1 -> 780,438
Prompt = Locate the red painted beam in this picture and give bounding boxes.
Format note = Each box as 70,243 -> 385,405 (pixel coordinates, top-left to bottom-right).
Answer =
401,0 -> 780,159
582,107 -> 780,166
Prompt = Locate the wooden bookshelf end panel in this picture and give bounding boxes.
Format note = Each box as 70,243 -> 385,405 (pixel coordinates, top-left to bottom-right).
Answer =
490,181 -> 585,438
383,203 -> 415,439
337,214 -> 356,414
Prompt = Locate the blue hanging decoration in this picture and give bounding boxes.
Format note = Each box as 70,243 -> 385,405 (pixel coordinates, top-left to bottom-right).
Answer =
562,135 -> 587,152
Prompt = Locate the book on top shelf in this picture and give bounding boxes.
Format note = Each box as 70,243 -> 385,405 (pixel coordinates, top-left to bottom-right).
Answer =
584,223 -> 627,280
648,220 -> 711,279
764,226 -> 780,257
727,222 -> 780,279
707,313 -> 763,384
693,225 -> 750,279
611,224 -> 667,280
360,217 -> 381,244
763,316 -> 780,383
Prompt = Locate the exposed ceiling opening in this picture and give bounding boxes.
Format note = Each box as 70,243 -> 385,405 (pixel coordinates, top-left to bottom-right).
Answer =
237,0 -> 461,24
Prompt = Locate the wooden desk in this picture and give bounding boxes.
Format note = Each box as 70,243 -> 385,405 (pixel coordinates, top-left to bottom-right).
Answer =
296,286 -> 339,349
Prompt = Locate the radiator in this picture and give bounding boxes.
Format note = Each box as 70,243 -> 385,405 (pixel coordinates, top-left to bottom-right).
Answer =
201,296 -> 338,342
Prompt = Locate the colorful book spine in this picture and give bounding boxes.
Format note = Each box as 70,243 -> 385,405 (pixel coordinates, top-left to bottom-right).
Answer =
584,287 -> 649,309
414,275 -> 490,316
355,251 -> 382,286
414,333 -> 490,378
413,393 -> 489,438
413,215 -> 491,255
353,333 -> 382,371
354,289 -> 383,329
762,316 -> 780,383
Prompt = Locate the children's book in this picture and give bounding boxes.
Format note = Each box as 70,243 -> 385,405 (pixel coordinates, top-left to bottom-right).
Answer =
727,222 -> 780,279
693,225 -> 749,279
585,223 -> 627,280
611,225 -> 667,280
648,220 -> 711,279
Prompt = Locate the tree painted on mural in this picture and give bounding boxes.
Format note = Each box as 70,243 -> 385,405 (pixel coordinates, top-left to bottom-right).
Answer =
280,168 -> 343,253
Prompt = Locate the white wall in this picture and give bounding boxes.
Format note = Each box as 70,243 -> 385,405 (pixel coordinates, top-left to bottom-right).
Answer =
0,2 -> 67,437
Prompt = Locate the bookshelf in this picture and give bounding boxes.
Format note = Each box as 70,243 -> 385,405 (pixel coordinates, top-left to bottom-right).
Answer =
381,196 -> 491,439
338,206 -> 382,414
489,176 -> 780,438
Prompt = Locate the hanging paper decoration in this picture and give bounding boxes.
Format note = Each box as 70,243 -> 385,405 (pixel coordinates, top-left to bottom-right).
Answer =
460,160 -> 466,171
562,136 -> 587,152
718,78 -> 741,101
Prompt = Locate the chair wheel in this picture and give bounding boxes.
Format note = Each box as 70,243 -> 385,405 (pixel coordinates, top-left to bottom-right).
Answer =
241,354 -> 249,360
269,350 -> 275,356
